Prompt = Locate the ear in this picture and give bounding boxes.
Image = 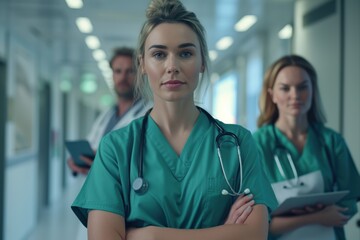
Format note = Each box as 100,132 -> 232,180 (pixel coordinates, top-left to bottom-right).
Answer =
267,88 -> 276,103
200,64 -> 205,73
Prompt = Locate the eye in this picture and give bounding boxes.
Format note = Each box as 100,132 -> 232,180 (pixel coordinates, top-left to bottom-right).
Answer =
179,50 -> 193,58
279,86 -> 289,92
152,51 -> 166,60
298,84 -> 308,91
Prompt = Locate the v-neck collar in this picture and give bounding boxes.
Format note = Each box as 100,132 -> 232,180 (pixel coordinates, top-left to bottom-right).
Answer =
146,112 -> 210,181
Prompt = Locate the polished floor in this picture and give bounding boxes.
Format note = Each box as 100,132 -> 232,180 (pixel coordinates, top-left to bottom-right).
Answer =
26,177 -> 86,240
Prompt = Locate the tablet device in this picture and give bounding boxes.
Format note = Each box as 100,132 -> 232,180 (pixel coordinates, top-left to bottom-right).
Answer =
271,190 -> 349,216
65,140 -> 95,168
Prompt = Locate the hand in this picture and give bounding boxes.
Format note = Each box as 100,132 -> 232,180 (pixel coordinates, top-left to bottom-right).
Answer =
224,194 -> 255,224
312,205 -> 349,227
291,203 -> 324,215
67,155 -> 94,176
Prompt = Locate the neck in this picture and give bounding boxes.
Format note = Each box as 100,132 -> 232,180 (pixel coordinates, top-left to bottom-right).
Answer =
275,115 -> 309,139
150,101 -> 199,135
116,97 -> 135,116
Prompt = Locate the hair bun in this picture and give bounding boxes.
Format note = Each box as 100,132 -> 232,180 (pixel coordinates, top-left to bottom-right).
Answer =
146,0 -> 185,19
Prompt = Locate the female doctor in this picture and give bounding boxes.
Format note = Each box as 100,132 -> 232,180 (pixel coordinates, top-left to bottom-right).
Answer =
71,0 -> 277,239
253,55 -> 360,240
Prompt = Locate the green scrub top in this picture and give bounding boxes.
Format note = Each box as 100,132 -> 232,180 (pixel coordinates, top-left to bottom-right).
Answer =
72,112 -> 278,229
253,123 -> 360,240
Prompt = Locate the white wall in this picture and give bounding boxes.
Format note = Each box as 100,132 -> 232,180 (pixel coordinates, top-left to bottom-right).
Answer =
4,159 -> 38,240
294,0 -> 341,131
343,0 -> 360,237
294,0 -> 360,238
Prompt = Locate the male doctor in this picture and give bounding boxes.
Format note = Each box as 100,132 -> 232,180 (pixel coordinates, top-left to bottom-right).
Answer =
67,47 -> 150,175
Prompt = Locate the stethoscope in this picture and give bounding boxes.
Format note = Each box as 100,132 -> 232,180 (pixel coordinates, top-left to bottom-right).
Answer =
272,124 -> 335,189
132,107 -> 250,196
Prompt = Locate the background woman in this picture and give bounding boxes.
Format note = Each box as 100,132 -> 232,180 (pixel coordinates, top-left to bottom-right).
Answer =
253,54 -> 360,240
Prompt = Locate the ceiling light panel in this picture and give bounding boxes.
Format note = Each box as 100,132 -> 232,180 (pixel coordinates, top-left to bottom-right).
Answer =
65,0 -> 83,9
85,36 -> 100,49
76,17 -> 93,33
234,15 -> 257,32
278,24 -> 293,39
216,36 -> 233,50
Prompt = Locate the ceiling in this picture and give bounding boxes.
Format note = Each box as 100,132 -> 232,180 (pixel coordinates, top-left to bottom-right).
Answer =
6,0 -> 294,108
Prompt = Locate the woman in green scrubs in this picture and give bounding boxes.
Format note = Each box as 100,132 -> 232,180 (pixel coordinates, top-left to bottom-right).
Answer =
72,0 -> 277,239
253,55 -> 360,240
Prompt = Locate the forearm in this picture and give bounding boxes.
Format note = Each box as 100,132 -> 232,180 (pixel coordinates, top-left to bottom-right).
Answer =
147,223 -> 267,240
127,205 -> 269,240
88,210 -> 126,240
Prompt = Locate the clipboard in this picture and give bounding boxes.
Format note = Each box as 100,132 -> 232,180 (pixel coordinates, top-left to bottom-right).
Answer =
65,140 -> 95,168
271,190 -> 349,216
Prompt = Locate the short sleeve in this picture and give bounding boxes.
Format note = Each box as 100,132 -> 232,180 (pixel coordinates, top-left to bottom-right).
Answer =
331,133 -> 360,217
71,134 -> 126,227
240,131 -> 278,216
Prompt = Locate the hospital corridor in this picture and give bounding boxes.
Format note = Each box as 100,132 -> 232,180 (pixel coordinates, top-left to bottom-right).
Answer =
0,0 -> 360,239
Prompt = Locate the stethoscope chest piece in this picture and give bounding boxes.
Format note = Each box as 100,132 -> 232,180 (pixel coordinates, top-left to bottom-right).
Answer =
132,177 -> 148,194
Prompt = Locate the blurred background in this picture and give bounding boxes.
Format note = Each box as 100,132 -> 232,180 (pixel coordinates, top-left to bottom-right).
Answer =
0,0 -> 359,239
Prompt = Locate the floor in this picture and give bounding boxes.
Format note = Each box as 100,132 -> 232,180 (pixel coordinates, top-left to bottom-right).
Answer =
25,177 -> 86,240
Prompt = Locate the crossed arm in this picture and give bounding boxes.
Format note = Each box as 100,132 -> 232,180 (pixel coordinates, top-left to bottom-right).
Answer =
87,194 -> 269,240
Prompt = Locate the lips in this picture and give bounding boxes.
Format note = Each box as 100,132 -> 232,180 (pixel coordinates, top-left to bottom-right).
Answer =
162,80 -> 184,85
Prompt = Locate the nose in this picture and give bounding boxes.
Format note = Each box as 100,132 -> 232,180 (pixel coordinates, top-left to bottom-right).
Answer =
290,87 -> 300,99
166,55 -> 179,74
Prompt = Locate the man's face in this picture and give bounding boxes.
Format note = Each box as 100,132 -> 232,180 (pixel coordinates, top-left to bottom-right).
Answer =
111,55 -> 135,100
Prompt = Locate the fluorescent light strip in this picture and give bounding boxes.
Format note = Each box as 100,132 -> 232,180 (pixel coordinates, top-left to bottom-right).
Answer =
234,15 -> 257,32
85,35 -> 100,49
209,50 -> 218,61
216,36 -> 233,50
93,49 -> 106,61
65,0 -> 83,9
76,17 -> 93,33
278,24 -> 293,39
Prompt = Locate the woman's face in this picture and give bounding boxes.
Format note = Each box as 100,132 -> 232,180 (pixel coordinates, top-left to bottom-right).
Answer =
141,23 -> 204,103
269,66 -> 313,119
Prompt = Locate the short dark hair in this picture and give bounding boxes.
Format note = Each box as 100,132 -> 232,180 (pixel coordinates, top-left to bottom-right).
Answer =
109,47 -> 135,69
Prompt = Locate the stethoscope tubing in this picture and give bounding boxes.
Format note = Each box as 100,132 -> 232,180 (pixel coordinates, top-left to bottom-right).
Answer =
134,106 -> 245,196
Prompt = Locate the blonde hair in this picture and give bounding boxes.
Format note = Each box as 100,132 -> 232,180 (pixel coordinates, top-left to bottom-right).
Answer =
257,55 -> 327,127
135,0 -> 210,102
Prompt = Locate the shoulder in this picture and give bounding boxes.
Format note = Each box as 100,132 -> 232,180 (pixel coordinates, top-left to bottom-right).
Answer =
216,119 -> 252,138
312,123 -> 345,144
252,125 -> 273,142
102,117 -> 144,146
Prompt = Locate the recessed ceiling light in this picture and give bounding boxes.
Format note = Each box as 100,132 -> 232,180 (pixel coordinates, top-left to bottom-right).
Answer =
85,35 -> 100,49
65,0 -> 83,9
278,24 -> 293,39
209,50 -> 218,61
93,49 -> 106,61
76,17 -> 93,33
216,36 -> 233,50
234,15 -> 257,32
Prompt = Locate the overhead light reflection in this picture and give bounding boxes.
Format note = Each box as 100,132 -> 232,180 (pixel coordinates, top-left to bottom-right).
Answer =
76,17 -> 93,33
85,35 -> 100,49
65,0 -> 83,9
216,36 -> 233,50
234,15 -> 257,32
278,24 -> 293,39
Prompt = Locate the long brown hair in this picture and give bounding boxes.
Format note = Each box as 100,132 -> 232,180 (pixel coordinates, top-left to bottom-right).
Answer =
257,55 -> 326,127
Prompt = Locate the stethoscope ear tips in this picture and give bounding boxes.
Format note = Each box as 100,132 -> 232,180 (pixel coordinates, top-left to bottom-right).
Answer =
132,177 -> 148,194
221,189 -> 229,195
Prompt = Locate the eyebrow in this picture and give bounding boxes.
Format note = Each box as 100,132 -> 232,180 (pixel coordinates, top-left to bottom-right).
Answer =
148,42 -> 197,50
278,80 -> 309,86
